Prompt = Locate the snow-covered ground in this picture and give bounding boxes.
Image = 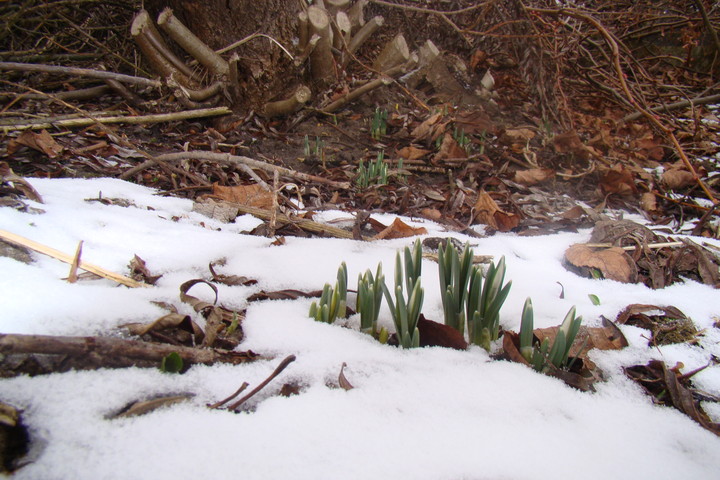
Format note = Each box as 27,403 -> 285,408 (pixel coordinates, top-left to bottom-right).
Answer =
1,177 -> 719,480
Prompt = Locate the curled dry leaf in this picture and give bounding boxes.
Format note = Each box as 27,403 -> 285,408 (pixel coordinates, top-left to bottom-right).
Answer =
553,131 -> 592,161
110,393 -> 195,419
625,360 -> 720,436
473,191 -> 519,232
396,145 -> 431,160
661,168 -> 696,190
564,244 -> 638,283
615,304 -> 696,345
123,313 -> 204,345
371,217 -> 428,240
0,162 -> 43,204
513,168 -> 554,186
417,315 -> 468,350
211,183 -> 274,209
434,133 -> 467,161
208,262 -> 257,286
247,289 -> 322,302
8,129 -> 63,158
338,362 -> 354,391
179,279 -> 244,349
599,164 -> 637,196
499,128 -> 534,145
410,112 -> 446,141
128,254 -> 162,285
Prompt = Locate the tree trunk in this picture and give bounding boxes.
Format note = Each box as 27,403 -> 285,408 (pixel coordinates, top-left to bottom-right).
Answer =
145,0 -> 302,111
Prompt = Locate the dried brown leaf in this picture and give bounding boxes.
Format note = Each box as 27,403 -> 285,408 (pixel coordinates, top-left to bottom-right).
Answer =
208,262 -> 257,286
472,192 -> 519,232
212,183 -> 273,209
513,168 -> 555,186
10,130 -> 63,158
599,164 -> 637,196
372,218 -> 428,240
564,244 -> 638,283
338,363 -> 354,391
435,133 -> 467,161
661,169 -> 696,190
417,315 -> 468,350
396,145 -> 431,160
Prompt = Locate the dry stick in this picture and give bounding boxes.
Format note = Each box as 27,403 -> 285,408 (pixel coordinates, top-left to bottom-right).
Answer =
120,151 -> 351,190
528,7 -> 718,206
0,62 -> 161,88
208,382 -> 250,409
0,229 -> 149,288
321,63 -> 407,113
0,85 -> 111,102
369,0 -> 488,15
228,355 -> 297,412
132,11 -> 194,87
231,203 -> 371,240
3,107 -> 231,132
0,333 -> 259,369
622,93 -> 720,123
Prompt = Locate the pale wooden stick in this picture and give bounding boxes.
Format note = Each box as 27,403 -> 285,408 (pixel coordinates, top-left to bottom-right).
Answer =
0,230 -> 149,288
2,107 -> 231,133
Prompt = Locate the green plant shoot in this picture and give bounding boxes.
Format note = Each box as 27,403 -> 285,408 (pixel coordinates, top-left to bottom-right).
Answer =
466,256 -> 512,350
357,264 -> 384,336
309,262 -> 348,324
382,240 -> 423,348
438,242 -> 474,336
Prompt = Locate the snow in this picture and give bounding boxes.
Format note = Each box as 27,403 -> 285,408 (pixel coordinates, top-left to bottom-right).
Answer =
1,177 -> 720,480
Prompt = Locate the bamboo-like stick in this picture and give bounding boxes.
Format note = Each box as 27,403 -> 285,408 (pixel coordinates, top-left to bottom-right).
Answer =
2,107 -> 231,133
262,85 -> 312,117
0,230 -> 149,288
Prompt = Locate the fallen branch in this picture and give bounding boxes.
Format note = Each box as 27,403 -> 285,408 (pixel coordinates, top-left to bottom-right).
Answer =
0,333 -> 259,376
231,203 -> 371,240
120,151 -> 351,190
0,229 -> 149,288
622,93 -> 720,123
2,107 -> 231,133
321,62 -> 408,113
0,61 -> 161,88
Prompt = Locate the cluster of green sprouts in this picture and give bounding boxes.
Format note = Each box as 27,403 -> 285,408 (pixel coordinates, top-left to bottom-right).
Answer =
356,264 -> 388,343
370,107 -> 388,140
439,242 -> 511,351
309,262 -> 347,324
519,298 -> 584,372
309,240 -> 584,369
381,240 -> 424,348
356,151 -> 388,189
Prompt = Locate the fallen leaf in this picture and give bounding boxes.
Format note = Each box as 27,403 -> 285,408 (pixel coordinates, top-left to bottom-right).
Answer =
434,133 -> 467,161
212,183 -> 273,209
499,128 -> 535,145
110,394 -> 195,419
129,254 -> 162,285
640,192 -> 658,213
338,363 -> 354,391
553,131 -> 591,160
472,192 -> 520,232
247,289 -> 322,302
417,315 -> 468,350
615,304 -> 696,345
625,360 -> 720,436
564,244 -> 638,283
372,217 -> 428,240
599,164 -> 637,196
9,129 -> 63,158
396,145 -> 431,160
661,168 -> 696,190
514,168 -> 554,186
209,262 -> 257,286
411,112 -> 446,141
420,208 -> 442,221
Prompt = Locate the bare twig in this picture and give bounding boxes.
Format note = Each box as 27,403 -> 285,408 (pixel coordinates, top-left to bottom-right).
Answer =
2,107 -> 231,133
0,61 -> 161,88
120,151 -> 351,190
228,355 -> 297,412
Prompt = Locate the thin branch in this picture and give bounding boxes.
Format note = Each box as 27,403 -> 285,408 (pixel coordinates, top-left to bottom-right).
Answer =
0,61 -> 161,88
